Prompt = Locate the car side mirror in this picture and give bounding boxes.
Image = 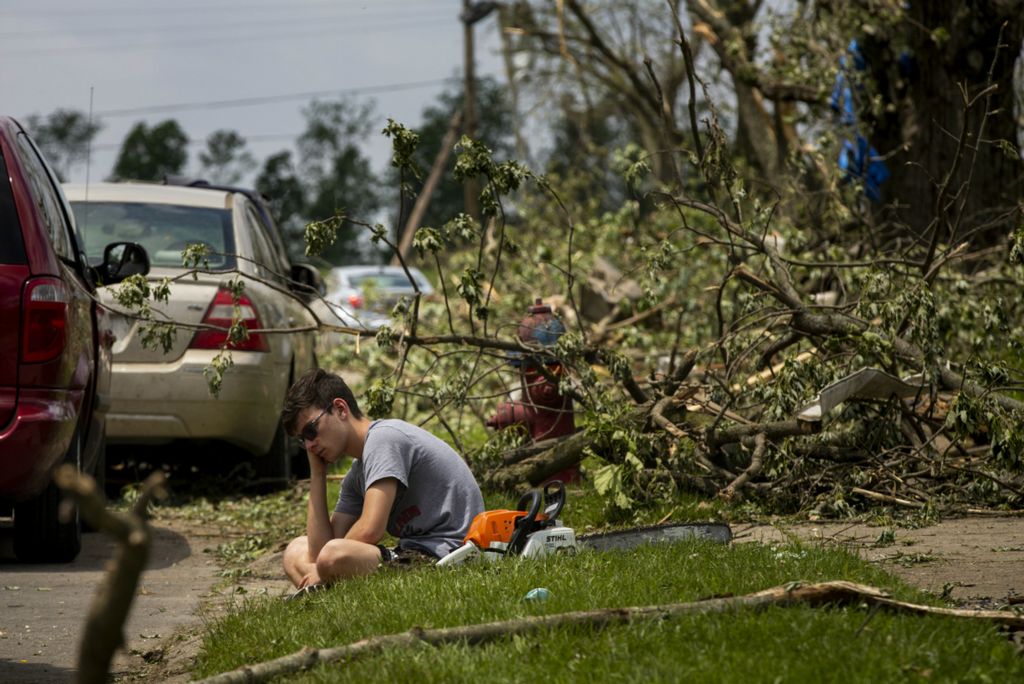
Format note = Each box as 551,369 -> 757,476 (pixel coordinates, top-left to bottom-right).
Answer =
101,242 -> 150,284
289,263 -> 324,300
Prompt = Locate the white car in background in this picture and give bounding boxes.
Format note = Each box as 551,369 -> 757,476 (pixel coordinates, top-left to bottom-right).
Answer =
64,182 -> 319,485
324,264 -> 434,331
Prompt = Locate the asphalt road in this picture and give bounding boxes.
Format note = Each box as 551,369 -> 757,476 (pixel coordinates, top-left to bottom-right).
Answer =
0,520 -> 223,683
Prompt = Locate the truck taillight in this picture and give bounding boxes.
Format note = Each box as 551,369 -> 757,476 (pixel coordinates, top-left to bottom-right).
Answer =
189,288 -> 269,352
21,278 -> 68,363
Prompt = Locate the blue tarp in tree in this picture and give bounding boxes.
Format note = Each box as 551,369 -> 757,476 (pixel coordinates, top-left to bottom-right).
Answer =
830,40 -> 891,202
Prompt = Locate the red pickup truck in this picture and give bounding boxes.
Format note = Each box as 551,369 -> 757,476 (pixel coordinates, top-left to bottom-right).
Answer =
0,116 -> 148,562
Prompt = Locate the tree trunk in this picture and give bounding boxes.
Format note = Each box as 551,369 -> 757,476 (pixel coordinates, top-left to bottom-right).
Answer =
863,1 -> 1024,245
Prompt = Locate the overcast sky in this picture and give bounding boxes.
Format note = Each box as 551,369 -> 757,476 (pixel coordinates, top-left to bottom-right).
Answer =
2,0 -> 505,184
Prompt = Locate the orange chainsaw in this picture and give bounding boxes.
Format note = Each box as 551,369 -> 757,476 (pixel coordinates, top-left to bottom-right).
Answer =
437,480 -> 577,566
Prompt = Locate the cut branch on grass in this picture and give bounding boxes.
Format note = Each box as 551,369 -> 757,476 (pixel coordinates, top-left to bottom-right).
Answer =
194,580 -> 1024,684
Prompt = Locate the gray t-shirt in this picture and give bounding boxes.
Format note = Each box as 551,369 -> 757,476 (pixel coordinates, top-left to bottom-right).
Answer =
334,419 -> 484,558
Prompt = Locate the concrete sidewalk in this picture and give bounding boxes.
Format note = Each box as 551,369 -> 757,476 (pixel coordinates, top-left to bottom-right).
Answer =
0,521 -> 223,683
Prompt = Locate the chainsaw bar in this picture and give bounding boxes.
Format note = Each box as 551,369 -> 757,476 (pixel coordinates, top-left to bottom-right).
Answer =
577,522 -> 731,552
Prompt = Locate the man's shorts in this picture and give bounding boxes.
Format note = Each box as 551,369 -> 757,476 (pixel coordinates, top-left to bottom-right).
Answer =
377,544 -> 437,568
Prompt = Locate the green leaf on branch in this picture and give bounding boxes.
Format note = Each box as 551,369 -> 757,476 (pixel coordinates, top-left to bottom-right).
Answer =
365,379 -> 396,417
304,214 -> 344,257
203,349 -> 234,398
139,322 -> 177,354
457,267 -> 484,307
444,213 -> 478,242
611,143 -> 651,187
453,135 -> 495,181
592,463 -> 634,511
412,226 -> 442,256
181,242 -> 211,274
382,118 -> 421,178
492,160 -> 530,193
369,223 -> 389,245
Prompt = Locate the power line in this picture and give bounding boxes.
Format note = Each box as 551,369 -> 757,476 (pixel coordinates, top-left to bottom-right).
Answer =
93,78 -> 456,118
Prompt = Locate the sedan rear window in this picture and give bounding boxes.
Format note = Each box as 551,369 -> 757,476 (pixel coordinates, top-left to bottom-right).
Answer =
71,201 -> 236,269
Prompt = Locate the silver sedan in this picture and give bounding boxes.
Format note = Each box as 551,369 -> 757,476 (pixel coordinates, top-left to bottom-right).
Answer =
64,182 -> 318,485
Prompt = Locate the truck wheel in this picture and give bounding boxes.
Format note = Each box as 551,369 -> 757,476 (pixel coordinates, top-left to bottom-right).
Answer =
14,428 -> 83,563
253,421 -> 292,490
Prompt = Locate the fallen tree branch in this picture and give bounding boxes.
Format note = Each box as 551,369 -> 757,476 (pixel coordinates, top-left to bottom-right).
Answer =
707,418 -> 819,450
500,436 -> 572,466
54,465 -> 167,684
720,433 -> 767,500
850,487 -> 926,509
194,580 -> 1024,684
483,430 -> 591,491
650,387 -> 733,478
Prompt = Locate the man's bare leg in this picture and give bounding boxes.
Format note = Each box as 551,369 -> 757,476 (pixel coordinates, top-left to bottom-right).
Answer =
315,538 -> 383,582
283,536 -> 320,588
284,536 -> 383,588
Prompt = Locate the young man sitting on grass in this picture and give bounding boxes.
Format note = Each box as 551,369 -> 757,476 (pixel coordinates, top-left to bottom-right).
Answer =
281,369 -> 485,596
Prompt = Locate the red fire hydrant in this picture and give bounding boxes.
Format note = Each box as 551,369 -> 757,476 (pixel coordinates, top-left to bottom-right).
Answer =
486,299 -> 579,482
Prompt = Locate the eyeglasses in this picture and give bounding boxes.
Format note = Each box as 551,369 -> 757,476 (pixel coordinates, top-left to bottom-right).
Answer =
298,407 -> 331,444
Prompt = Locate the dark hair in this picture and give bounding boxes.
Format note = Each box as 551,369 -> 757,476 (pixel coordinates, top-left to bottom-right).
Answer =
281,368 -> 363,434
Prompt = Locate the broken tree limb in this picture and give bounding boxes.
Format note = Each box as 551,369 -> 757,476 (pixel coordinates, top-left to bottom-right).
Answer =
661,347 -> 698,397
488,394 -> 814,491
850,487 -> 926,509
650,387 -> 734,478
54,465 -> 167,684
194,580 -> 1024,684
706,418 -> 818,450
500,436 -> 570,466
484,430 -> 590,491
720,433 -> 767,501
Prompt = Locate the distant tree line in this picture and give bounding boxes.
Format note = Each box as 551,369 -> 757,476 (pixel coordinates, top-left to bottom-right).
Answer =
23,77 -> 514,265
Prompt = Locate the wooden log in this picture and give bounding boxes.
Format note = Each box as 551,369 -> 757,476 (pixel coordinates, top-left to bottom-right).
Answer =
500,436 -> 569,466
484,430 -> 591,491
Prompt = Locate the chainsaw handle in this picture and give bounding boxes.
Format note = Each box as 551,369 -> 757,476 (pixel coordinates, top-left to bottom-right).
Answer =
515,489 -> 543,521
543,480 -> 565,521
508,489 -> 543,555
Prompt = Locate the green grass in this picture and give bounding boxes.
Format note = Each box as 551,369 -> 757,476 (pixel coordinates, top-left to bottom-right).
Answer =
162,468 -> 1018,681
193,540 -> 1024,682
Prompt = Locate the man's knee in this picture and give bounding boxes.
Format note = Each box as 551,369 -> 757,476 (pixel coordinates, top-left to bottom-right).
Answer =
316,539 -> 380,580
283,536 -> 310,569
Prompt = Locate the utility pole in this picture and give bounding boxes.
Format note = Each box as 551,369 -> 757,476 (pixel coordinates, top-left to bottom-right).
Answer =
460,1 -> 498,226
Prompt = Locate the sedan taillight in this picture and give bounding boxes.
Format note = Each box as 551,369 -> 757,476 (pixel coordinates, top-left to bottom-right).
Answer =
21,277 -> 69,364
189,288 -> 269,352
348,293 -> 363,309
